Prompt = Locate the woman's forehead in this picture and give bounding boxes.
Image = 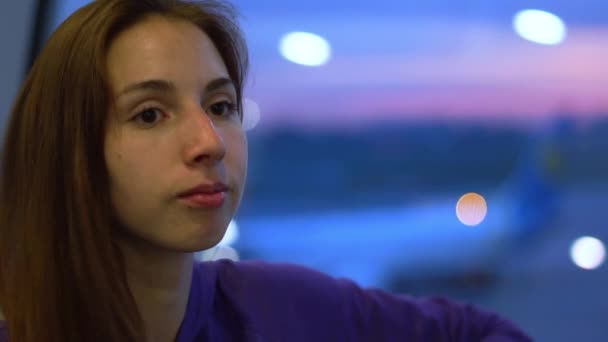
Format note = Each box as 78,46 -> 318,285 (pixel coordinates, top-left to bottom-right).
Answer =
106,15 -> 229,95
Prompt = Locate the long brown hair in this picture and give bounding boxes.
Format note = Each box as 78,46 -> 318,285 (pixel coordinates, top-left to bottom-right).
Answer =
0,1 -> 248,341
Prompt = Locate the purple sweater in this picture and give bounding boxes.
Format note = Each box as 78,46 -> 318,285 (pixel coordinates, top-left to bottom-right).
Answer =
0,260 -> 532,341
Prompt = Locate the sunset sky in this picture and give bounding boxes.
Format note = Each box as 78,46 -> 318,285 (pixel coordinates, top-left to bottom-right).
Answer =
243,17 -> 608,127
53,1 -> 608,128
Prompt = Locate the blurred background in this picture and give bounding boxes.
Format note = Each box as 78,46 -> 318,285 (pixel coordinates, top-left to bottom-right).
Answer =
2,0 -> 607,340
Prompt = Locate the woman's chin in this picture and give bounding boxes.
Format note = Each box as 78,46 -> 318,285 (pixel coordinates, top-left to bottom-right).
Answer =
172,226 -> 226,252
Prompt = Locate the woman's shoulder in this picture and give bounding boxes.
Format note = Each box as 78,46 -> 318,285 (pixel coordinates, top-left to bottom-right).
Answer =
214,259 -> 337,281
196,260 -> 532,341
200,260 -> 352,340
201,259 -> 346,300
0,319 -> 6,342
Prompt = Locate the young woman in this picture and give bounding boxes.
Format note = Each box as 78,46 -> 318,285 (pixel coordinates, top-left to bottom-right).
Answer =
0,0 -> 532,341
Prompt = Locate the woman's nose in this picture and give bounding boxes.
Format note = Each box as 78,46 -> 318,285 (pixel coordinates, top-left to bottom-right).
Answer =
181,110 -> 226,166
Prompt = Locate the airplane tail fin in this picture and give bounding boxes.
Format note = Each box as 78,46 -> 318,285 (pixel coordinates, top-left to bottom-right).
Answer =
505,118 -> 573,244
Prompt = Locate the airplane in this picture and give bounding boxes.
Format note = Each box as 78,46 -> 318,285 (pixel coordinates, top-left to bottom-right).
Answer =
198,119 -> 568,289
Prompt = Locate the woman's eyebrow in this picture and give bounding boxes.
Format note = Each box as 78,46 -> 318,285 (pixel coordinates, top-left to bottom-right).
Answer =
118,79 -> 177,98
204,77 -> 236,93
117,77 -> 235,99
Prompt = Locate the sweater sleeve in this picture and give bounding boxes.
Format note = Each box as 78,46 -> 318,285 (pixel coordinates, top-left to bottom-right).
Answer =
216,260 -> 532,341
336,277 -> 533,342
0,321 -> 7,342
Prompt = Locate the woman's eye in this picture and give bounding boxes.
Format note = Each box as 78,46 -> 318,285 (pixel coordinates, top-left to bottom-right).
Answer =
133,108 -> 163,126
208,100 -> 237,117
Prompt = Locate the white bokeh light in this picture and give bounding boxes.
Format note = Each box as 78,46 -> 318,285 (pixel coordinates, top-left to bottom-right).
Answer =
242,97 -> 261,131
218,219 -> 239,246
513,9 -> 567,45
570,236 -> 606,270
279,31 -> 331,66
196,220 -> 240,262
456,193 -> 488,227
210,246 -> 240,261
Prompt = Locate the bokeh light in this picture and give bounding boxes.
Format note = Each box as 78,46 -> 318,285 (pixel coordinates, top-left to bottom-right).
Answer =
211,246 -> 240,261
279,31 -> 331,66
219,219 -> 239,247
242,97 -> 261,131
570,236 -> 606,270
513,9 -> 567,45
456,192 -> 488,227
196,220 -> 240,262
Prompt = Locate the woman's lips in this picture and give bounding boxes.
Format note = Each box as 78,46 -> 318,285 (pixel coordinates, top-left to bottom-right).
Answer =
179,191 -> 226,208
177,182 -> 229,197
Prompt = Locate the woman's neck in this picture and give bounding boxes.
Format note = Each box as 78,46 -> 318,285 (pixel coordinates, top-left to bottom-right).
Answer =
117,236 -> 194,342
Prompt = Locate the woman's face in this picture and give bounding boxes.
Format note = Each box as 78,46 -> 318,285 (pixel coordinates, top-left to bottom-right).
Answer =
104,15 -> 247,252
